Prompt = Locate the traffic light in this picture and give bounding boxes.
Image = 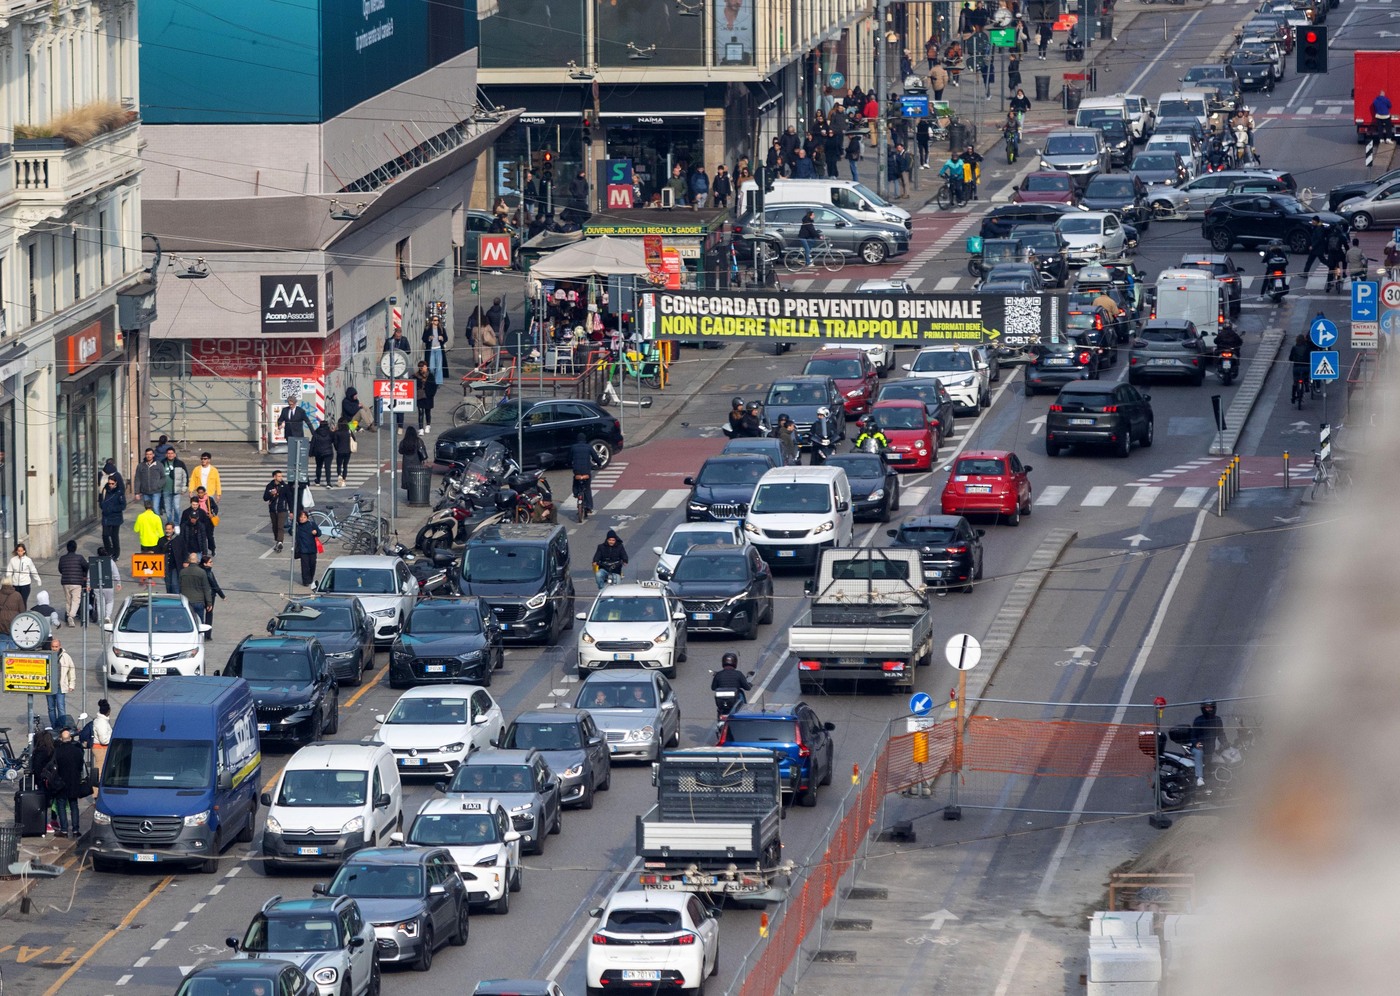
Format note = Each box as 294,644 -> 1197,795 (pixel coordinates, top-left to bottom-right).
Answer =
1296,25 -> 1327,74
542,150 -> 554,184
581,109 -> 594,144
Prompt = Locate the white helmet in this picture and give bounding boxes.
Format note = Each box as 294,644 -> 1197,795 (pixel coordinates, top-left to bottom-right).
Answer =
817,406 -> 831,418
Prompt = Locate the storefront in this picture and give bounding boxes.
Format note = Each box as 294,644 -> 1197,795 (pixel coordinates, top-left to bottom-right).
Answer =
56,313 -> 121,540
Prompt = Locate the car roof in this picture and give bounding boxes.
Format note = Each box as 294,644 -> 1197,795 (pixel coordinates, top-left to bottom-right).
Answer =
323,555 -> 401,569
955,449 -> 1014,459
668,522 -> 738,535
1180,253 -> 1234,264
393,684 -> 487,703
1143,318 -> 1198,331
512,709 -> 586,724
277,597 -> 360,613
855,279 -> 911,292
701,453 -> 774,466
580,670 -> 665,690
899,514 -> 968,529
471,523 -> 562,545
234,635 -> 317,652
474,981 -> 561,996
463,748 -> 537,765
730,702 -> 807,721
262,896 -> 348,917
284,741 -> 389,770
345,846 -> 437,865
872,399 -> 926,410
414,794 -> 505,817
606,889 -> 689,912
590,582 -> 669,598
809,348 -> 867,360
674,542 -> 748,558
188,959 -> 288,979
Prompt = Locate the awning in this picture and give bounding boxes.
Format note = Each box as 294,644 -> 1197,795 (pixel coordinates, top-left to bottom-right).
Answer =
529,236 -> 652,280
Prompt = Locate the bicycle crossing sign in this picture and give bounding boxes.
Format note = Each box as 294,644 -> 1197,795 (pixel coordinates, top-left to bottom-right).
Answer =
1310,350 -> 1340,382
1309,316 -> 1338,348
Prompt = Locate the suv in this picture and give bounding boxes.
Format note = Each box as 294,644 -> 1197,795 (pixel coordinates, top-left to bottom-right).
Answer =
761,375 -> 847,446
801,349 -> 880,416
313,555 -> 417,645
1038,127 -> 1111,184
222,636 -> 339,745
458,524 -> 575,644
684,454 -> 776,522
389,596 -> 503,688
445,748 -> 564,854
1045,381 -> 1155,457
1202,194 -> 1345,252
1128,319 -> 1208,385
227,895 -> 379,996
903,346 -> 991,413
716,702 -> 836,807
104,593 -> 211,684
576,581 -> 688,678
434,398 -> 622,471
732,204 -> 910,265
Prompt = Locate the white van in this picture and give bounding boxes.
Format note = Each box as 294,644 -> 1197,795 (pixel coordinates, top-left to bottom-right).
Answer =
259,741 -> 404,872
1151,269 -> 1229,350
1073,96 -> 1128,129
763,179 -> 913,231
745,466 -> 854,569
1155,91 -> 1211,130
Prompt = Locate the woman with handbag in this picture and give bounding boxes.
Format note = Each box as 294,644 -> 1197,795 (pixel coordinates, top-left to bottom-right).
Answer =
30,728 -> 55,834
332,418 -> 354,487
398,426 -> 428,498
292,509 -> 322,587
52,726 -> 86,839
5,543 -> 39,607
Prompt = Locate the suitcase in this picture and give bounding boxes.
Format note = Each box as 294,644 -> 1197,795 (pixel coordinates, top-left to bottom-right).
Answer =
15,789 -> 46,837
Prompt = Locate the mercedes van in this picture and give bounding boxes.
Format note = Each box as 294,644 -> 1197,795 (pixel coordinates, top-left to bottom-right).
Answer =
764,179 -> 913,231
744,466 -> 854,569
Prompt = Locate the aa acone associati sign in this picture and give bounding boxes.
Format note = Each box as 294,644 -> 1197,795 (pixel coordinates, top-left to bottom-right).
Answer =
641,290 -> 1061,347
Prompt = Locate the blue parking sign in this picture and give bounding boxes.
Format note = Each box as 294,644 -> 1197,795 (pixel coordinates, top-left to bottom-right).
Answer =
1353,281 -> 1378,321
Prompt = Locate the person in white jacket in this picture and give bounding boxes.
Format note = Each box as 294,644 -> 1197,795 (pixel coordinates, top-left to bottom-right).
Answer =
5,543 -> 39,607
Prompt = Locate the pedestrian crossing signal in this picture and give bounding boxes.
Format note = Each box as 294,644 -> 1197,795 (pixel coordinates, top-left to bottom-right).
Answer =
1296,25 -> 1326,74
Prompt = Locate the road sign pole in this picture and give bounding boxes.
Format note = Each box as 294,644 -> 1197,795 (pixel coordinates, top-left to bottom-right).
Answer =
1149,696 -> 1172,829
942,634 -> 981,822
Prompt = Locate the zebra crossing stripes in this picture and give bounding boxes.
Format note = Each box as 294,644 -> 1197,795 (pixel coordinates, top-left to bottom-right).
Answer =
1035,485 -> 1070,506
653,489 -> 689,509
1175,487 -> 1210,508
1082,486 -> 1116,507
933,276 -> 961,292
591,462 -> 628,490
1033,485 -> 1215,509
603,489 -> 646,510
1128,486 -> 1161,507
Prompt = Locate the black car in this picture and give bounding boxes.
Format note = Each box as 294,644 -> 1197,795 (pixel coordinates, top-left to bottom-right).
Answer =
762,375 -> 847,446
1066,292 -> 1132,344
176,959 -> 316,996
683,454 -> 775,522
1007,223 -> 1071,287
1096,118 -> 1135,169
1230,48 -> 1277,91
824,452 -> 900,522
1024,340 -> 1101,396
1081,173 -> 1151,227
1045,381 -> 1154,457
318,846 -> 469,971
458,524 -> 575,645
268,598 -> 375,686
1178,252 -> 1244,316
390,597 -> 504,688
662,544 -> 774,639
1202,194 -> 1347,253
886,515 -> 984,593
979,202 -> 1084,239
222,636 -> 339,745
874,380 -> 956,440
980,263 -> 1046,295
435,398 -> 622,471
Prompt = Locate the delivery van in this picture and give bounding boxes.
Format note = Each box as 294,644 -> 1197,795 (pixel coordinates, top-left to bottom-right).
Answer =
90,676 -> 261,873
1151,269 -> 1230,350
761,179 -> 913,230
745,465 -> 854,569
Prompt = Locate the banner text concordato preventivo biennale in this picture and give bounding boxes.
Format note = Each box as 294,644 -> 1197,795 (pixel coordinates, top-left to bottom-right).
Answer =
642,290 -> 1062,347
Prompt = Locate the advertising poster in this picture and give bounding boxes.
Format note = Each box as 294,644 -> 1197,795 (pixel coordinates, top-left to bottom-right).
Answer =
716,0 -> 754,65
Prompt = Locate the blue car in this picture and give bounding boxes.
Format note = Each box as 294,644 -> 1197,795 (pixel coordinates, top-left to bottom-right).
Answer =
716,702 -> 836,807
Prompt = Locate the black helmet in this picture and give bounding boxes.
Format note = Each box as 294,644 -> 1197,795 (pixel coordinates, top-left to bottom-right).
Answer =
731,396 -> 744,409
1201,700 -> 1217,713
748,402 -> 761,412
721,652 -> 739,668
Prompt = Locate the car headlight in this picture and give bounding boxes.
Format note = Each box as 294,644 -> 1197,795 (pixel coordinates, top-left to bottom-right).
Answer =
524,592 -> 548,610
458,650 -> 483,662
653,629 -> 670,644
442,742 -> 467,754
845,389 -> 862,398
509,803 -> 532,814
813,520 -> 834,535
394,919 -> 420,937
1163,178 -> 1175,186
371,608 -> 398,618
326,650 -> 356,660
687,502 -> 707,512
168,648 -> 200,661
581,631 -> 596,646
724,590 -> 750,605
564,764 -> 584,778
112,648 -> 142,660
184,810 -> 209,828
93,810 -> 111,825
915,440 -> 927,450
743,522 -> 761,536
313,968 -> 340,986
265,814 -> 282,834
624,726 -> 656,742
867,489 -> 885,501
342,816 -> 365,835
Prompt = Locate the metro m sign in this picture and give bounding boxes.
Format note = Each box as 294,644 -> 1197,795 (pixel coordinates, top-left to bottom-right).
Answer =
607,184 -> 635,209
478,234 -> 512,269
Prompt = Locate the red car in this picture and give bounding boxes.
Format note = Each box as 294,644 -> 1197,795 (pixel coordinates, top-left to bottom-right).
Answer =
1012,172 -> 1079,205
868,400 -> 938,471
940,449 -> 1034,526
802,349 -> 880,416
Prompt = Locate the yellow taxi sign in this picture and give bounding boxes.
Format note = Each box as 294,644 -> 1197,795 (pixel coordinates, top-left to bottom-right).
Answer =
132,553 -> 164,577
2,653 -> 53,694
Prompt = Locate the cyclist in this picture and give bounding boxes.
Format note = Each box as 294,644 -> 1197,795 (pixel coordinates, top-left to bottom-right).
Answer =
798,210 -> 821,267
938,149 -> 966,203
1009,89 -> 1031,132
1287,332 -> 1312,402
570,432 -> 596,521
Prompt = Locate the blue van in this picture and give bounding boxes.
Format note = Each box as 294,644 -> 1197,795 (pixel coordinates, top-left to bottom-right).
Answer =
90,677 -> 261,872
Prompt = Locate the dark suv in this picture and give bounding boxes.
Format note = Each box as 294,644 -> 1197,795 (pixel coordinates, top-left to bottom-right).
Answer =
1045,381 -> 1155,457
762,375 -> 847,446
222,637 -> 340,745
1201,194 -> 1346,253
716,702 -> 836,807
434,398 -> 623,471
458,524 -> 574,645
684,453 -> 776,522
1024,340 -> 1101,396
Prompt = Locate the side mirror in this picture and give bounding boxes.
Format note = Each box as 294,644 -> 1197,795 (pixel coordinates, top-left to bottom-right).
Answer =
1023,465 -> 1034,473
901,363 -> 912,371
375,714 -> 387,724
803,578 -> 815,595
656,567 -> 672,581
260,791 -> 272,806
504,830 -> 522,843
213,669 -> 222,677
429,884 -> 447,896
672,610 -> 686,621
836,500 -> 850,514
350,936 -> 366,950
683,477 -> 696,486
589,735 -> 604,746
589,906 -> 604,918
707,906 -> 724,919
824,721 -> 837,731
434,781 -> 448,793
576,612 -> 587,621
374,792 -> 392,810
390,830 -> 405,845
886,529 -> 898,538
266,621 -> 275,633
102,622 -> 112,632
225,936 -> 240,952
312,883 -> 329,896
473,714 -> 489,725
976,529 -> 986,537
650,763 -> 660,787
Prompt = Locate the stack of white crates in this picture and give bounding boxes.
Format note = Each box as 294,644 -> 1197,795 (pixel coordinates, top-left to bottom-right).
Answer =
1087,911 -> 1162,996
1159,913 -> 1195,985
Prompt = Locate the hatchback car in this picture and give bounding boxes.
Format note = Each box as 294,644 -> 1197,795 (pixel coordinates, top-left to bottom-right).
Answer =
903,346 -> 990,413
716,702 -> 836,806
227,895 -> 379,996
586,891 -> 721,994
886,515 -> 985,593
1012,171 -> 1079,204
733,203 -> 911,264
389,597 -> 503,688
434,398 -> 622,471
1178,253 -> 1244,316
940,450 -> 1033,526
176,960 -> 316,996
224,636 -> 340,745
576,582 -> 688,677
874,379 -> 956,440
374,685 -> 505,777
1328,167 -> 1400,212
823,452 -> 900,522
498,709 -> 610,809
314,555 -> 418,645
400,795 -> 522,914
1039,127 -> 1111,183
1055,211 -> 1127,265
1024,340 -> 1100,395
1129,150 -> 1189,188
445,748 -> 562,854
867,399 -> 939,471
104,593 -> 210,684
1336,179 -> 1400,231
573,670 -> 682,761
802,349 -> 880,416
1128,319 -> 1209,385
1230,46 -> 1278,90
979,263 -> 1047,295
269,598 -> 375,687
979,202 -> 1084,238
1145,133 -> 1201,177
318,846 -> 468,972
1045,382 -> 1155,457
663,543 -> 774,640
683,454 -> 776,522
474,982 -> 566,996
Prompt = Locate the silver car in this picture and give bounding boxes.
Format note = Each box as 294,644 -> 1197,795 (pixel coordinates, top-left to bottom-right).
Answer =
573,671 -> 682,762
227,895 -> 379,996
1147,170 -> 1279,220
1039,127 -> 1111,183
446,748 -> 563,855
1337,179 -> 1400,231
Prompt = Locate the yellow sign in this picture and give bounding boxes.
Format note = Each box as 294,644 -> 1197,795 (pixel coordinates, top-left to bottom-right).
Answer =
3,653 -> 53,694
132,553 -> 165,577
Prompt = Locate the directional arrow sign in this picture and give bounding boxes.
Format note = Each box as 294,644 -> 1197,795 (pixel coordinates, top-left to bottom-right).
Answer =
1274,515 -> 1301,524
1287,420 -> 1312,433
1353,280 -> 1378,321
1027,414 -> 1046,436
909,692 -> 934,717
1309,316 -> 1338,349
1122,534 -> 1151,548
919,909 -> 960,929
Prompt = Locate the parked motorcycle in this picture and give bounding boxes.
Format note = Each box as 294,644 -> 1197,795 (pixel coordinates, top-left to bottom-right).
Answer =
414,489 -> 515,555
383,542 -> 458,597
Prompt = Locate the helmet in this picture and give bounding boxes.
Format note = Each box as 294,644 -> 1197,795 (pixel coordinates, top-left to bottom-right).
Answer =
731,396 -> 744,409
721,652 -> 739,668
817,406 -> 831,418
1201,700 -> 1217,713
748,402 -> 761,412
866,419 -> 880,432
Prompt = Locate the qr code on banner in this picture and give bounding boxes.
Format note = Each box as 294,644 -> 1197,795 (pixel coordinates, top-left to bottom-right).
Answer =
1002,297 -> 1042,346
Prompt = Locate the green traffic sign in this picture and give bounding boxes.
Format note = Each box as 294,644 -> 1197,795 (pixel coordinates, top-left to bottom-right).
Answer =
989,27 -> 1016,47
470,280 -> 479,294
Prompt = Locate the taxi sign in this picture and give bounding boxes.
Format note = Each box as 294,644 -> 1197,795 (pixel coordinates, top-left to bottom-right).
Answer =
458,799 -> 487,810
132,553 -> 165,577
2,652 -> 54,694
1309,316 -> 1338,349
1311,350 -> 1339,381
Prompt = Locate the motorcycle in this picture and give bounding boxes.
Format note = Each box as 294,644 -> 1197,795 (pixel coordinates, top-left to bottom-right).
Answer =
1216,348 -> 1238,385
1138,721 -> 1252,810
383,542 -> 458,597
1259,252 -> 1290,304
414,488 -> 516,554
809,422 -> 838,466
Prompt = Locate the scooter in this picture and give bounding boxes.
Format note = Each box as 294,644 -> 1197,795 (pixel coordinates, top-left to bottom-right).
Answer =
712,671 -> 757,721
809,424 -> 838,465
1260,252 -> 1290,303
383,542 -> 458,597
1216,348 -> 1238,385
414,488 -> 515,554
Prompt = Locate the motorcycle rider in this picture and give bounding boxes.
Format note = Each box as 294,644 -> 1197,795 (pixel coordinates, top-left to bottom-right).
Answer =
1260,240 -> 1290,297
810,406 -> 838,465
1204,132 -> 1230,171
854,418 -> 889,452
739,401 -> 766,437
711,652 -> 752,694
1214,324 -> 1243,357
727,397 -> 747,436
1189,700 -> 1227,788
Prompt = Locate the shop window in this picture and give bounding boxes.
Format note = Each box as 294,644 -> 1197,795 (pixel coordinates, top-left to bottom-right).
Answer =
715,0 -> 755,65
396,238 -> 410,281
598,0 -> 704,67
481,0 -> 585,68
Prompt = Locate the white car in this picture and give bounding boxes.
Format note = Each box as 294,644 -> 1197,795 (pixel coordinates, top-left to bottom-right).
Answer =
1145,134 -> 1201,178
314,555 -> 418,644
1121,92 -> 1156,141
374,685 -> 505,777
651,522 -> 746,580
104,593 -> 210,684
576,581 -> 687,678
1054,211 -> 1128,266
1147,170 -> 1277,220
586,890 -> 720,994
399,795 -> 521,914
903,346 -> 990,413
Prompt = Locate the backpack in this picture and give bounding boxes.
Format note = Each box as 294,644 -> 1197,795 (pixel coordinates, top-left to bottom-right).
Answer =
41,756 -> 65,795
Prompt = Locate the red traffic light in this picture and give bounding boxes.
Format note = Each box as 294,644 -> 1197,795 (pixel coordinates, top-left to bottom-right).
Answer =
1304,29 -> 1318,43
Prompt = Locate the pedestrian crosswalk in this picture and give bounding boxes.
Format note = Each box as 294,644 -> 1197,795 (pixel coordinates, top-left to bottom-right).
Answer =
212,466 -> 280,492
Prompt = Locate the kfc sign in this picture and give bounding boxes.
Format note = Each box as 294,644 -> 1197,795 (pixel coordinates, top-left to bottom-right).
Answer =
260,275 -> 320,333
66,321 -> 101,375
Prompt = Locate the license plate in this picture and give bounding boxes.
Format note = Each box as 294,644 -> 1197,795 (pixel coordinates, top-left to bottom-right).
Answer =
623,971 -> 662,982
499,623 -> 511,630
297,846 -> 322,856
837,657 -> 866,666
930,569 -> 947,579
613,653 -> 635,661
1045,357 -> 1070,365
608,744 -> 618,753
400,757 -> 426,766
776,550 -> 796,558
1147,358 -> 1175,365
257,723 -> 271,733
966,484 -> 993,494
133,853 -> 158,862
1068,418 -> 1094,426
425,665 -> 446,673
692,612 -> 713,621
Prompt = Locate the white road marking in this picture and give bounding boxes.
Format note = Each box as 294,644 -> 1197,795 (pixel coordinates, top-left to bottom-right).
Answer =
992,930 -> 1034,996
934,276 -> 961,291
189,903 -> 205,914
653,489 -> 688,509
1035,485 -> 1070,506
904,486 -> 930,506
604,489 -> 645,510
152,938 -> 168,951
208,885 -> 223,895
116,976 -> 132,987
535,702 -> 557,709
133,957 -> 150,968
1081,486 -> 1116,506
171,921 -> 188,933
1176,486 -> 1210,507
1129,487 -> 1161,507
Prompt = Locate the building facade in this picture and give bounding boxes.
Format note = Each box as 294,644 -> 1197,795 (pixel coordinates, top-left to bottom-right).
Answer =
138,0 -> 515,447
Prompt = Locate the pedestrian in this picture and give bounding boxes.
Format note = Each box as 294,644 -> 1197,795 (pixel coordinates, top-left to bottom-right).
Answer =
1008,52 -> 1022,94
780,124 -> 800,166
292,509 -> 321,586
30,728 -> 54,834
1038,21 -> 1052,59
179,504 -> 214,560
775,415 -> 798,466
263,470 -> 292,552
90,547 -> 119,625
58,540 -> 88,627
46,637 -> 75,728
332,418 -> 353,487
591,529 -> 628,588
823,128 -> 843,178
200,554 -> 226,636
1302,216 -> 1329,275
51,726 -> 84,838
414,360 -> 438,434
158,521 -> 180,594
792,147 -> 816,178
978,53 -> 994,97
33,590 -> 62,630
689,165 -> 710,209
896,144 -> 913,196
134,447 -> 162,517
944,41 -> 963,86
473,308 -> 500,369
399,426 -> 429,497
766,137 -> 784,177
485,296 -> 510,345
916,118 -> 932,168
665,165 -> 689,207
90,698 -> 113,779
188,451 -> 222,505
99,476 -> 126,556
422,313 -> 449,384
277,397 -> 312,442
711,165 -> 732,208
190,486 -> 219,551
133,501 -> 162,552
178,551 -> 212,619
341,386 -> 368,429
862,91 -> 879,145
929,63 -> 949,101
309,420 -> 335,485
5,542 -> 38,607
159,446 -> 188,525
845,132 -> 862,182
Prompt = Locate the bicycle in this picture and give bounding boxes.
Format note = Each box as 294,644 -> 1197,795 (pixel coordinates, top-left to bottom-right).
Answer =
1004,129 -> 1019,164
451,369 -> 514,427
935,177 -> 969,211
1290,372 -> 1311,410
1310,447 -> 1342,499
572,474 -> 594,522
782,239 -> 845,273
308,493 -> 390,553
0,722 -> 34,783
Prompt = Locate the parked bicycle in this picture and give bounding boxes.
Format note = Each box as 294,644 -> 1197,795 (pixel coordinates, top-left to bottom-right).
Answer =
451,370 -> 514,427
308,492 -> 390,553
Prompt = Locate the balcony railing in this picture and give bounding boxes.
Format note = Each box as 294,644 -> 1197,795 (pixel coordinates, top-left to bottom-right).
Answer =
11,120 -> 140,207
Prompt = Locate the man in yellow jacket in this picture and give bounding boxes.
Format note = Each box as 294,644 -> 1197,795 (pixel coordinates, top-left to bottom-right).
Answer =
133,501 -> 164,552
188,452 -> 222,504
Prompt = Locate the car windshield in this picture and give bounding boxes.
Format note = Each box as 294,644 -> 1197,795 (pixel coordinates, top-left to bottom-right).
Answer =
409,813 -> 499,846
577,681 -> 657,708
1057,217 -> 1103,235
331,862 -> 424,899
1158,100 -> 1202,118
696,460 -> 767,486
276,769 -> 368,807
461,545 -> 545,583
243,915 -> 342,953
1087,177 -> 1134,197
803,358 -> 863,379
117,601 -> 193,634
450,764 -> 536,793
1141,328 -> 1194,343
1152,140 -> 1192,156
478,401 -> 528,425
1023,174 -> 1070,191
1067,313 -> 1100,330
1233,49 -> 1271,63
911,350 -> 971,372
604,909 -> 684,932
589,596 -> 668,623
319,568 -> 396,595
852,182 -> 892,207
765,382 -> 827,406
875,407 -> 924,429
385,696 -> 469,725
1016,230 -> 1060,252
826,454 -> 886,478
897,525 -> 960,545
664,530 -> 734,555
1184,67 -> 1225,81
103,739 -> 212,790
750,482 -> 831,514
672,553 -> 749,583
953,457 -> 1007,476
1101,122 -> 1130,140
1046,135 -> 1097,155
721,718 -> 797,743
503,722 -> 582,750
275,605 -> 353,632
1132,154 -> 1177,170
1272,196 -> 1307,214
407,602 -> 482,633
1059,391 -> 1116,408
239,651 -> 313,685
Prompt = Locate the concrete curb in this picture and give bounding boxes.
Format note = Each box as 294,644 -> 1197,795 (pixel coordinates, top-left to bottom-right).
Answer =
624,346 -> 742,448
0,832 -> 81,917
1209,323 -> 1286,455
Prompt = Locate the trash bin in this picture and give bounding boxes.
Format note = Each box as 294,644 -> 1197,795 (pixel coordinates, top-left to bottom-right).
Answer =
1035,74 -> 1051,102
949,121 -> 970,151
405,466 -> 432,507
0,822 -> 19,873
1099,17 -> 1113,40
1063,85 -> 1083,111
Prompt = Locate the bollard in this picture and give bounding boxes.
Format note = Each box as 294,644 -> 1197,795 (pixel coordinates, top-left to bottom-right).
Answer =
1218,475 -> 1226,516
1284,450 -> 1290,489
1231,455 -> 1241,501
